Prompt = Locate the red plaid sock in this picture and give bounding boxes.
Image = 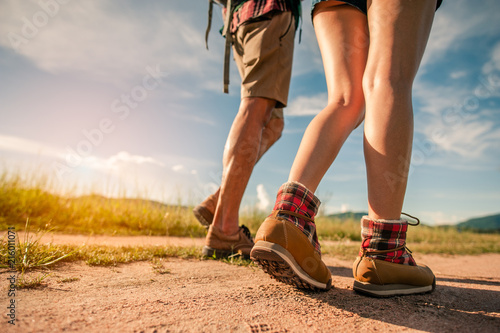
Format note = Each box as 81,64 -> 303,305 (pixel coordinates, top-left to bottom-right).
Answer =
272,181 -> 321,254
360,216 -> 416,266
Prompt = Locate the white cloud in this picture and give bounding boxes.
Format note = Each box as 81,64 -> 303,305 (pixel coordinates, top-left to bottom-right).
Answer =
256,184 -> 271,211
418,211 -> 461,226
0,1 -> 221,87
2,0 -> 498,91
172,164 -> 184,172
0,133 -> 63,158
482,42 -> 500,74
340,203 -> 349,213
105,151 -> 164,167
450,70 -> 468,79
286,93 -> 327,116
422,0 -> 500,69
430,119 -> 499,158
76,151 -> 165,171
414,68 -> 500,161
171,163 -> 198,176
413,80 -> 463,117
0,133 -> 210,178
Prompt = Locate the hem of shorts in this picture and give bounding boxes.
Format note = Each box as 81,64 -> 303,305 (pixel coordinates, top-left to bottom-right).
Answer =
311,0 -> 443,17
311,1 -> 367,18
240,91 -> 286,109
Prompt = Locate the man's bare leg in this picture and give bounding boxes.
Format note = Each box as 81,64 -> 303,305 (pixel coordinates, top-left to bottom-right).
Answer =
194,109 -> 283,226
211,97 -> 276,236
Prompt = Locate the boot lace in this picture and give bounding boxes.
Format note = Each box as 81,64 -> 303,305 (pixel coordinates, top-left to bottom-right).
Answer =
402,212 -> 420,226
240,225 -> 253,241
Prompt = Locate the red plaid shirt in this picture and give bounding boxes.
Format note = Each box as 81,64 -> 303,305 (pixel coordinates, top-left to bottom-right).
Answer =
227,0 -> 294,33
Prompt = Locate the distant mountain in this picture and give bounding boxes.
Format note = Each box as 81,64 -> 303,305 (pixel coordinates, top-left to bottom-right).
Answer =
325,212 -> 500,232
456,213 -> 500,232
325,212 -> 368,221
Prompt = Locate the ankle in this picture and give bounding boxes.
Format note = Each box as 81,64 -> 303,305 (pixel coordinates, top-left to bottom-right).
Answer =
273,181 -> 320,216
360,216 -> 416,266
220,225 -> 240,237
273,181 -> 321,254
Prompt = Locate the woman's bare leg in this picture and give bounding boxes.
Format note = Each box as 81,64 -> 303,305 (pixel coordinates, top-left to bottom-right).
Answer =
363,0 -> 436,219
288,3 -> 368,192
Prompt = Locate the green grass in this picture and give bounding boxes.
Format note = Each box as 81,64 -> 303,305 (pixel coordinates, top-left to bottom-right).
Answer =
0,230 -> 254,272
151,258 -> 171,274
0,171 -> 206,237
16,272 -> 52,289
406,225 -> 500,254
0,225 -> 202,288
0,234 -> 203,271
0,169 -> 499,264
0,217 -> 497,289
0,219 -> 75,273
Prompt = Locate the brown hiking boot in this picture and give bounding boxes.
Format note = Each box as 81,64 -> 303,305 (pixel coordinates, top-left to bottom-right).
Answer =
193,190 -> 219,228
352,215 -> 435,297
250,211 -> 332,291
353,249 -> 435,297
202,224 -> 254,259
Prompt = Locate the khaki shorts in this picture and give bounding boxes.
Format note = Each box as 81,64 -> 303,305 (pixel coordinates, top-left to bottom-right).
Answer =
232,11 -> 295,109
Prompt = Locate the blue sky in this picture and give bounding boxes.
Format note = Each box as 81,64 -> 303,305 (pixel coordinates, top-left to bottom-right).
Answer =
1,0 -> 499,225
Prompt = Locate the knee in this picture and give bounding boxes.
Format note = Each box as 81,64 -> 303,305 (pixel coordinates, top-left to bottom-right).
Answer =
270,118 -> 284,141
362,69 -> 413,99
327,82 -> 365,110
239,97 -> 275,127
325,89 -> 365,124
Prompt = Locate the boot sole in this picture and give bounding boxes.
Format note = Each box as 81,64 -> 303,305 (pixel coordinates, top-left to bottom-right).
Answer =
251,241 -> 332,291
353,277 -> 436,297
202,246 -> 250,259
193,206 -> 213,228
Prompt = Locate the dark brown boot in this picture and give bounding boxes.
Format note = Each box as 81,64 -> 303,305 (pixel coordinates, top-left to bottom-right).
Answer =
193,189 -> 219,228
202,224 -> 254,259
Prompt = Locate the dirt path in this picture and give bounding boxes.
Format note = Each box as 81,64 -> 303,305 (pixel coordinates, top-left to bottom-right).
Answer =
2,234 -> 499,332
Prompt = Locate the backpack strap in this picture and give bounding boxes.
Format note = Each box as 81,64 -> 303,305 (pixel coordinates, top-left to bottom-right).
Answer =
205,0 -> 234,94
222,0 -> 233,93
205,0 -> 214,50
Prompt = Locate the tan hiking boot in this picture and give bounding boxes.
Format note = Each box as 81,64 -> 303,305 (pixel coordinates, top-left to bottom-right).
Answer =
353,214 -> 435,297
353,247 -> 435,297
250,211 -> 332,291
193,190 -> 219,228
202,224 -> 254,259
